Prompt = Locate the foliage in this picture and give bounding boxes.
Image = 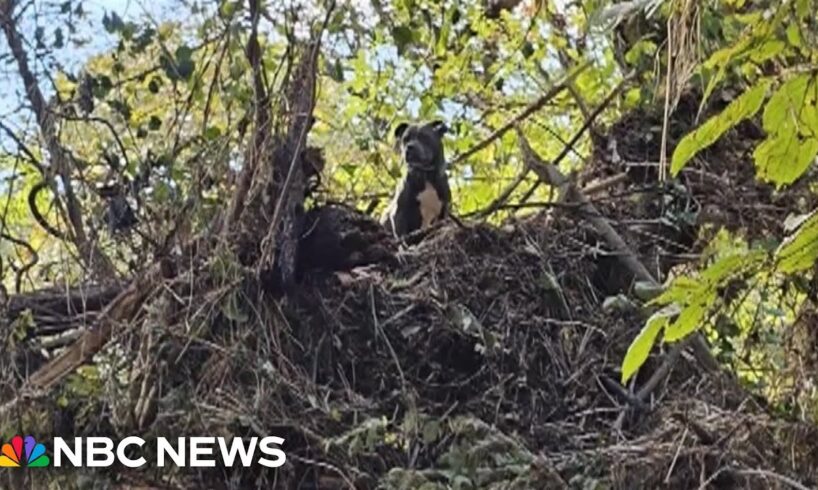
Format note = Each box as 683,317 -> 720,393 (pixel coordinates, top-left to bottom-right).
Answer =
623,0 -> 818,405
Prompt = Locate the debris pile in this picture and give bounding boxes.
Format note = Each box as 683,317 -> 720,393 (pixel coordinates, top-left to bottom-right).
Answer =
3,94 -> 818,489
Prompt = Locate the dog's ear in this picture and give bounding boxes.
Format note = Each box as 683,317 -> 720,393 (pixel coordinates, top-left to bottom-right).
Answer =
393,122 -> 409,140
429,120 -> 448,136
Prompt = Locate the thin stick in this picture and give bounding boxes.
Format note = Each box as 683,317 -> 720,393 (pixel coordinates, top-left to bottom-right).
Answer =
735,469 -> 812,490
659,16 -> 673,182
369,284 -> 405,389
581,172 -> 628,196
664,427 -> 688,484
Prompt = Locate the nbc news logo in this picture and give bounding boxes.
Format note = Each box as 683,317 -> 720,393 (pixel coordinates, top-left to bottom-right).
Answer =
0,435 -> 286,468
0,435 -> 50,468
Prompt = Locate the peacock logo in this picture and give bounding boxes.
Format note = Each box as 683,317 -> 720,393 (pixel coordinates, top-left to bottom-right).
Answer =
0,435 -> 50,467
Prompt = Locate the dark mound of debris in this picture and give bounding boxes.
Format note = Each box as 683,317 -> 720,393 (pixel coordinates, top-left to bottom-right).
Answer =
3,211 -> 817,489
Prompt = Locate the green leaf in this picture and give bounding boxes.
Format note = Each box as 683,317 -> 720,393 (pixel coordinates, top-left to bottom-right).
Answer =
218,1 -> 241,19
776,208 -> 818,273
148,77 -> 160,94
625,39 -> 657,64
435,8 -> 452,56
120,22 -> 137,41
786,24 -> 802,48
650,276 -> 701,305
672,80 -> 770,175
762,74 -> 811,131
795,0 -> 810,18
341,164 -> 357,177
421,420 -> 440,444
699,36 -> 752,109
621,305 -> 677,384
327,58 -> 344,82
664,300 -> 708,342
327,10 -> 346,34
161,45 -> 196,81
700,252 -> 761,282
204,126 -> 222,140
102,11 -> 124,33
132,27 -> 156,53
108,99 -> 132,120
392,25 -> 414,55
229,59 -> 244,81
94,75 -> 112,98
754,131 -> 818,186
660,250 -> 763,342
803,103 -> 818,132
148,116 -> 162,131
174,45 -> 195,80
521,41 -> 534,58
748,39 -> 785,63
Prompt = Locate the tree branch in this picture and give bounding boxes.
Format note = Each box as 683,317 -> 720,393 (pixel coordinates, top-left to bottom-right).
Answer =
27,264 -> 162,390
0,2 -> 116,280
221,0 -> 271,235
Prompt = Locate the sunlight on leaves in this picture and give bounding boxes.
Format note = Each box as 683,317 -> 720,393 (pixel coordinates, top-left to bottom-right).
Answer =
776,208 -> 818,273
672,80 -> 770,175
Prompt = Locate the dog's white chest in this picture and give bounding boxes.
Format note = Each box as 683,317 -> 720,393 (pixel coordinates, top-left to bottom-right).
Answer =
417,182 -> 442,227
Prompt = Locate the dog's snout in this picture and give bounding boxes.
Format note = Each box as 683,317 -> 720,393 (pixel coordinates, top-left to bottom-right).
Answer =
405,142 -> 422,160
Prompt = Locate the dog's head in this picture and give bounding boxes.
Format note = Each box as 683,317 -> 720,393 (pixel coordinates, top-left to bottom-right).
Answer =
393,120 -> 448,171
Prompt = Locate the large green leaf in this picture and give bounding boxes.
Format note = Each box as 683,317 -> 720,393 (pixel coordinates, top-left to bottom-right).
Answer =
748,39 -> 786,63
671,80 -> 771,175
761,74 -> 811,131
753,74 -> 818,186
754,132 -> 818,186
664,299 -> 708,341
776,208 -> 818,273
621,305 -> 678,384
700,251 -> 764,282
